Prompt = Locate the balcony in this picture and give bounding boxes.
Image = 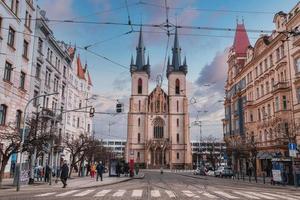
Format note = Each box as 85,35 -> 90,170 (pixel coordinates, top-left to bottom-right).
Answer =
40,108 -> 55,120
245,100 -> 254,107
272,82 -> 290,92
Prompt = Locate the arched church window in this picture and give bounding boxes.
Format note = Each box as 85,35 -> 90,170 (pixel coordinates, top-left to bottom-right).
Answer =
156,100 -> 160,113
138,133 -> 141,143
177,118 -> 179,127
138,78 -> 142,94
150,102 -> 153,112
153,117 -> 164,139
177,100 -> 179,112
138,118 -> 140,127
175,79 -> 180,94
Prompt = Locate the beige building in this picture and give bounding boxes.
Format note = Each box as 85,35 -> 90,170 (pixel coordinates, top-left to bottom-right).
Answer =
224,2 -> 300,179
126,28 -> 192,169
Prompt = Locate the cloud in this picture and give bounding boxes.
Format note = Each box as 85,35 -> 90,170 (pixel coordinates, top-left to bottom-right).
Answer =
40,0 -> 74,20
112,74 -> 131,91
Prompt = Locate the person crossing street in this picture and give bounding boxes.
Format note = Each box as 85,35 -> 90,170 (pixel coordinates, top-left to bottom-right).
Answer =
96,161 -> 104,181
60,161 -> 69,188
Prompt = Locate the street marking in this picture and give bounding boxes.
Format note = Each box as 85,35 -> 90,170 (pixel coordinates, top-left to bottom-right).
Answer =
213,191 -> 239,199
165,190 -> 176,198
233,191 -> 260,199
132,190 -> 143,197
182,190 -> 199,198
244,192 -> 276,199
56,190 -> 79,197
112,189 -> 126,197
73,189 -> 95,197
35,192 -> 57,197
200,191 -> 218,199
263,192 -> 300,200
151,190 -> 161,197
94,189 -> 111,197
276,192 -> 300,200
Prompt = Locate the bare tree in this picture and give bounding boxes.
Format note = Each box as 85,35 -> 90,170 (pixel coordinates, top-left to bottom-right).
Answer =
0,123 -> 21,187
63,134 -> 90,177
205,135 -> 218,170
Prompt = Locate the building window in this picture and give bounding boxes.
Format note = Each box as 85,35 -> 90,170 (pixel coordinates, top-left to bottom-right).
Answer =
38,38 -> 43,53
137,152 -> 140,160
267,104 -> 271,116
63,66 -> 66,77
16,110 -> 22,129
258,109 -> 261,121
138,78 -> 142,94
177,100 -> 179,112
276,48 -> 280,61
283,96 -> 287,110
4,62 -> 13,82
266,81 -> 270,93
256,87 -> 259,99
177,118 -> 179,127
297,88 -> 300,103
77,117 -> 80,128
138,133 -> 140,143
275,96 -> 279,112
269,54 -> 273,66
35,63 -> 41,79
138,118 -> 140,127
177,152 -> 179,159
177,133 -> 179,143
175,79 -> 180,94
19,71 -> 25,89
33,90 -> 38,107
0,16 -> 2,36
261,84 -> 264,96
0,105 -> 7,125
295,58 -> 300,73
7,27 -> 15,47
153,117 -> 164,138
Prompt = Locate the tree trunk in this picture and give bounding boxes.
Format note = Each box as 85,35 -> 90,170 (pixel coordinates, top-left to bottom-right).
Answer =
68,157 -> 74,178
0,156 -> 9,188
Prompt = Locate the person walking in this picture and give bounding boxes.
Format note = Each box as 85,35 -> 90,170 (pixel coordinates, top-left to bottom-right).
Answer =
45,164 -> 51,182
60,161 -> 69,188
90,163 -> 96,178
96,161 -> 104,181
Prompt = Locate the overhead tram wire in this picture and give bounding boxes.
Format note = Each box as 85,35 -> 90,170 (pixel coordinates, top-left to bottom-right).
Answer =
125,0 -> 134,32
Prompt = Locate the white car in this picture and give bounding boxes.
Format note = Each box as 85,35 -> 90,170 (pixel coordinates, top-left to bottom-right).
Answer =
214,166 -> 233,177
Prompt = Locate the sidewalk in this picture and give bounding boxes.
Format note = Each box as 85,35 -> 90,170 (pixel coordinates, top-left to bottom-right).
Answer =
0,173 -> 132,191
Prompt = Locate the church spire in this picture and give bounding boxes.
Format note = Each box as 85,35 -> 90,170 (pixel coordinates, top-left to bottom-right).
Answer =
136,26 -> 145,69
172,28 -> 181,70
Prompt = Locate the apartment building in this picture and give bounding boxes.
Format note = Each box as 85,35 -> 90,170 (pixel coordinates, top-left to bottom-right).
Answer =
224,2 -> 300,178
102,139 -> 126,159
0,0 -> 36,177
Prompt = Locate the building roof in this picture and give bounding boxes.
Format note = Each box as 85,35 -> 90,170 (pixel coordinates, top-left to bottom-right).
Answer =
77,55 -> 86,80
87,70 -> 93,86
68,47 -> 76,60
232,23 -> 250,56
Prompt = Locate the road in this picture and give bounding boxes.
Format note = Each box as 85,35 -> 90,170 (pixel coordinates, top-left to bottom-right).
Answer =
0,170 -> 299,199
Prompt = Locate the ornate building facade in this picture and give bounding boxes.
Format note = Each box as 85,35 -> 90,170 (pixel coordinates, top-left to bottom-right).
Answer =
224,2 -> 300,179
126,28 -> 192,169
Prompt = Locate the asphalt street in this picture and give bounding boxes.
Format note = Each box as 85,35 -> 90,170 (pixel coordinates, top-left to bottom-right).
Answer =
0,171 -> 299,200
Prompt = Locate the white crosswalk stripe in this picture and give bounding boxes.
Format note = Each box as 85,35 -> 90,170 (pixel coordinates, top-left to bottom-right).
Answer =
182,190 -> 199,198
112,189 -> 126,197
35,192 -> 57,197
165,190 -> 176,198
73,189 -> 95,197
132,190 -> 143,197
151,190 -> 161,197
200,191 -> 218,199
263,192 -> 300,200
276,192 -> 300,200
244,191 -> 276,199
214,191 -> 239,199
94,189 -> 111,197
233,191 -> 260,199
56,190 -> 79,197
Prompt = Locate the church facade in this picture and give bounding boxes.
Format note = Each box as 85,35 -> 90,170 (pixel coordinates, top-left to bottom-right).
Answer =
126,28 -> 192,169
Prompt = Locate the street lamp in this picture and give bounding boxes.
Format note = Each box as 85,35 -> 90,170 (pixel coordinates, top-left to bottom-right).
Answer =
16,92 -> 58,191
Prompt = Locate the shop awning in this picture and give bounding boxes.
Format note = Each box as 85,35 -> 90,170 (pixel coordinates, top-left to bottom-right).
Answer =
257,152 -> 275,159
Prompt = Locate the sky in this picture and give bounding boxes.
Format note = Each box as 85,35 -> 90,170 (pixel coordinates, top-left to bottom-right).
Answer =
38,0 -> 299,141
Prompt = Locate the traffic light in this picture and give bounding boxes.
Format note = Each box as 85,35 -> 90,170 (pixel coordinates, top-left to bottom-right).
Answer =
89,107 -> 95,117
116,102 -> 123,113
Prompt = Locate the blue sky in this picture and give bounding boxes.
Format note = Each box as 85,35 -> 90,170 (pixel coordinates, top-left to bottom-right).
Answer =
39,0 -> 299,141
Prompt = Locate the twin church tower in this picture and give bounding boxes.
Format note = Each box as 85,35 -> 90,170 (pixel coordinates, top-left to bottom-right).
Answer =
126,27 -> 192,169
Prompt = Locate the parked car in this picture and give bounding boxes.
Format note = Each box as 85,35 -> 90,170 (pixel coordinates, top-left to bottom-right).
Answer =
206,170 -> 215,176
194,167 -> 206,175
214,166 -> 233,177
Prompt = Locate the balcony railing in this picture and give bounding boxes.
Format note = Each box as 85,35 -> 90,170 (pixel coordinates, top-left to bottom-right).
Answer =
272,81 -> 289,92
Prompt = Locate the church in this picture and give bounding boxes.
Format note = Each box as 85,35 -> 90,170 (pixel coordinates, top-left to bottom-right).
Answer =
126,27 -> 192,169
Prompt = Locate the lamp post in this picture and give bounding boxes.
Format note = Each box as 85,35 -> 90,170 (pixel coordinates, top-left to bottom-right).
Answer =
16,92 -> 58,191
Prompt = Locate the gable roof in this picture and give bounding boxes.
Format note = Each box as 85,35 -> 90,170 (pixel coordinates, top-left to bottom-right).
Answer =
77,55 -> 86,80
87,70 -> 93,86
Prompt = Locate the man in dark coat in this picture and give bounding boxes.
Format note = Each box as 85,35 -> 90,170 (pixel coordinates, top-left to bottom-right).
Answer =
60,161 -> 69,188
96,161 -> 104,181
45,164 -> 51,182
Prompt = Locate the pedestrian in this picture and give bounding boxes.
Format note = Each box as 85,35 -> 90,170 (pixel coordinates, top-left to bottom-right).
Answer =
96,161 -> 104,181
60,160 -> 69,188
45,164 -> 51,182
86,163 -> 90,176
90,163 -> 96,178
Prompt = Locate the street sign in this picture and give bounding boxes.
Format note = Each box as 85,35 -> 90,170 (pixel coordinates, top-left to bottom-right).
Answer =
288,143 -> 297,158
272,169 -> 282,182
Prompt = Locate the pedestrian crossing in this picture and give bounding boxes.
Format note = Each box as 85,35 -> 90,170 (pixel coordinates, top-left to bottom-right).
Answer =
34,189 -> 300,199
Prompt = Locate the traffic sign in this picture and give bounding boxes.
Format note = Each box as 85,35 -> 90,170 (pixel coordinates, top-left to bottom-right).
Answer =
288,143 -> 297,158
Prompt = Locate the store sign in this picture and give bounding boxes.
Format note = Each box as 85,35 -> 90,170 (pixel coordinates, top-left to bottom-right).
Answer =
288,143 -> 297,158
272,169 -> 282,182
